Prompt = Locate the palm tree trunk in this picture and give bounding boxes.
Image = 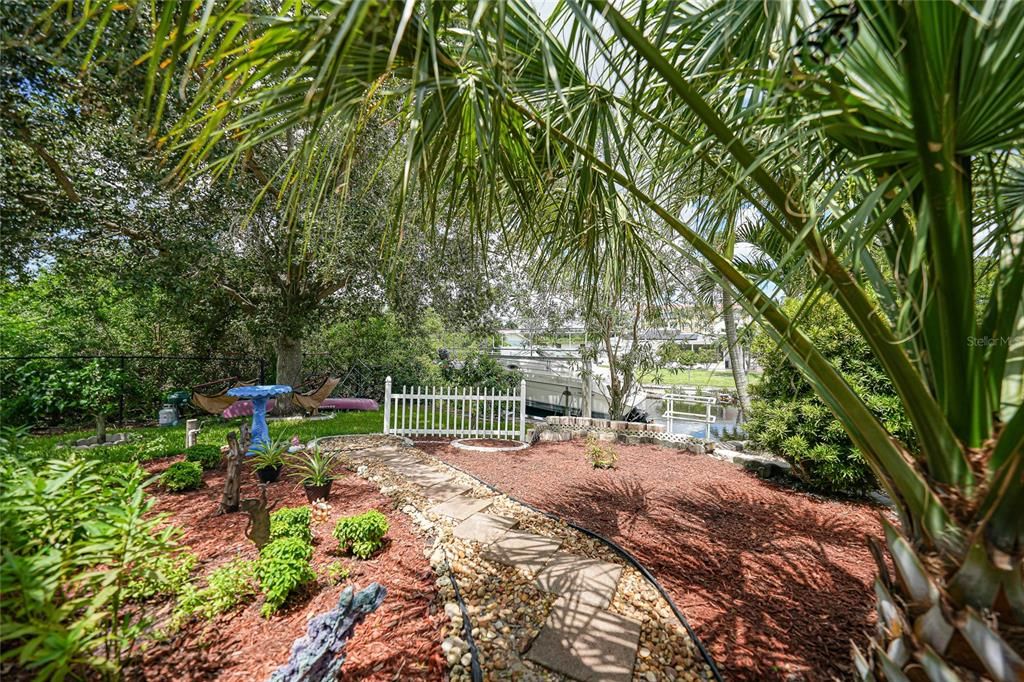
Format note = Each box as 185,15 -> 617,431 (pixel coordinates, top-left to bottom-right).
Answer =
722,285 -> 751,412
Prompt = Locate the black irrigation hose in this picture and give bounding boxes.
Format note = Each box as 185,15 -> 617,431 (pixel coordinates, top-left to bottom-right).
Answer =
440,458 -> 725,682
445,559 -> 485,682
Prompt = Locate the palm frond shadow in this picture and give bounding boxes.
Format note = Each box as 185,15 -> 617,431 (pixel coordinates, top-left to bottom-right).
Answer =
542,475 -> 880,681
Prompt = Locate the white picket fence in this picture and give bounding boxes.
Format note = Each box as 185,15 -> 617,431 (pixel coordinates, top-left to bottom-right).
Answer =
383,377 -> 527,440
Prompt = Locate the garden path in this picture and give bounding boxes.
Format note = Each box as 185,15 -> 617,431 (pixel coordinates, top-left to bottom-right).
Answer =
356,444 -> 646,682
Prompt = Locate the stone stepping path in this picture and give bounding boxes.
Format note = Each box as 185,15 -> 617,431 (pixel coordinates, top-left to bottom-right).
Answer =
484,529 -> 563,574
358,445 -> 645,681
452,513 -> 518,544
422,481 -> 472,503
428,495 -> 495,521
533,554 -> 623,609
526,596 -> 641,682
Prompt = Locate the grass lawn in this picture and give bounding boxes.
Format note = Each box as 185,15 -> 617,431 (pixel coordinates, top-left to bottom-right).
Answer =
21,409 -> 385,462
642,368 -> 762,390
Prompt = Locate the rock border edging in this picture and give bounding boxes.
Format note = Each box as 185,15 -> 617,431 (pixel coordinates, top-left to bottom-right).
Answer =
451,438 -> 530,453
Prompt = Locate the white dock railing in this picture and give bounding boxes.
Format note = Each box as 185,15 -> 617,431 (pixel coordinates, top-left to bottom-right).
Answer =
663,392 -> 718,432
383,377 -> 527,440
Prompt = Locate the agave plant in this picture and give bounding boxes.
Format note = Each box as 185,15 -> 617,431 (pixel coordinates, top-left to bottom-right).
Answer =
53,0 -> 1023,677
249,436 -> 289,471
287,447 -> 338,487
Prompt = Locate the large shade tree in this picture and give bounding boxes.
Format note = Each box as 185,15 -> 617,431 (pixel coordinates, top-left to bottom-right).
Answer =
53,0 -> 1024,678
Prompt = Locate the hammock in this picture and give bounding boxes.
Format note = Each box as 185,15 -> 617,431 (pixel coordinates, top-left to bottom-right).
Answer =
292,376 -> 341,415
191,377 -> 255,415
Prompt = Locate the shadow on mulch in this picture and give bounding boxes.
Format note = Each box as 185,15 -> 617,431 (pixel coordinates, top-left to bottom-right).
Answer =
422,440 -> 891,682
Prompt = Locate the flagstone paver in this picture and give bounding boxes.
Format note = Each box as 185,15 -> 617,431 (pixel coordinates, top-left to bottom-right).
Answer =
421,480 -> 473,503
525,596 -> 641,682
402,470 -> 455,487
533,553 -> 623,609
378,455 -> 422,466
453,513 -> 519,544
484,530 -> 562,575
428,494 -> 494,520
383,458 -> 434,471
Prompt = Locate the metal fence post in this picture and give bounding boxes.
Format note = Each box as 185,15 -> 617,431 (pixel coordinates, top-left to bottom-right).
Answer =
519,378 -> 527,441
383,376 -> 392,434
118,356 -> 126,424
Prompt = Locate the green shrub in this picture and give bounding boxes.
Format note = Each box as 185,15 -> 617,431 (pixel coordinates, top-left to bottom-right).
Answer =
585,439 -> 618,469
269,506 -> 313,544
325,560 -> 350,585
184,444 -> 222,470
333,510 -> 389,559
160,461 -> 204,491
174,558 -> 258,624
125,550 -> 198,602
747,296 -> 913,495
0,456 -> 184,680
440,353 -> 522,392
257,537 -> 315,617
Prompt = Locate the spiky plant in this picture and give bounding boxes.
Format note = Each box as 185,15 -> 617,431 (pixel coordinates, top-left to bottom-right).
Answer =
48,0 -> 1023,677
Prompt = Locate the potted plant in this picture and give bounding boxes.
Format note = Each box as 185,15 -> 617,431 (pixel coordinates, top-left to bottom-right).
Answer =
250,436 -> 288,483
288,447 -> 338,502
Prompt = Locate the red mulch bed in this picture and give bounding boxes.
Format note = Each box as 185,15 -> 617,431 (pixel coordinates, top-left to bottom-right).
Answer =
135,457 -> 445,681
419,440 -> 892,682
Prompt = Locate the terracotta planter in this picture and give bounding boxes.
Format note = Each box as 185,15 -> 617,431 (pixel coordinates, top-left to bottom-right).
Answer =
304,480 -> 333,502
256,464 -> 283,484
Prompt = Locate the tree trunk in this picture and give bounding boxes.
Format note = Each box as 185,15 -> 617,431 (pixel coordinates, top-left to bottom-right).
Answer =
95,413 -> 107,444
273,333 -> 303,415
603,333 -> 625,421
218,427 -> 248,515
722,285 -> 752,413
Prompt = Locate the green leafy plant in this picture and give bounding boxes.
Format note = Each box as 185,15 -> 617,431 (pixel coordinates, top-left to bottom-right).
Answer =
125,550 -> 197,602
173,558 -> 258,625
333,510 -> 389,559
160,461 -> 203,492
0,456 -> 183,679
184,444 -> 222,470
324,560 -> 350,585
269,506 -> 313,544
287,446 -> 337,486
257,537 -> 315,617
250,436 -> 288,471
440,353 -> 522,392
585,439 -> 618,469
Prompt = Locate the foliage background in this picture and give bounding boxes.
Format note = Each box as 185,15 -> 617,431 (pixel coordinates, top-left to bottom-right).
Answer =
744,296 -> 914,495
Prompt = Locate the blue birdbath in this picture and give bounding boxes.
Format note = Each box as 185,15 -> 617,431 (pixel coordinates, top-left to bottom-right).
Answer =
227,384 -> 293,455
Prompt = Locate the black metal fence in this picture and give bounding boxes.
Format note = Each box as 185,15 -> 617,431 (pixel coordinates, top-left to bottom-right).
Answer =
0,351 -> 421,429
301,354 -> 411,402
0,354 -> 265,427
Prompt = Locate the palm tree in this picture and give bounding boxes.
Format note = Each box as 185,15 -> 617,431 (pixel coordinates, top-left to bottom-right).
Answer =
60,0 -> 1023,677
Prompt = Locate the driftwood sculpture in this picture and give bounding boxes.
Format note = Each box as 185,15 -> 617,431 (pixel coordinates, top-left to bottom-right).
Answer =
268,583 -> 387,682
240,483 -> 276,549
217,423 -> 250,515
